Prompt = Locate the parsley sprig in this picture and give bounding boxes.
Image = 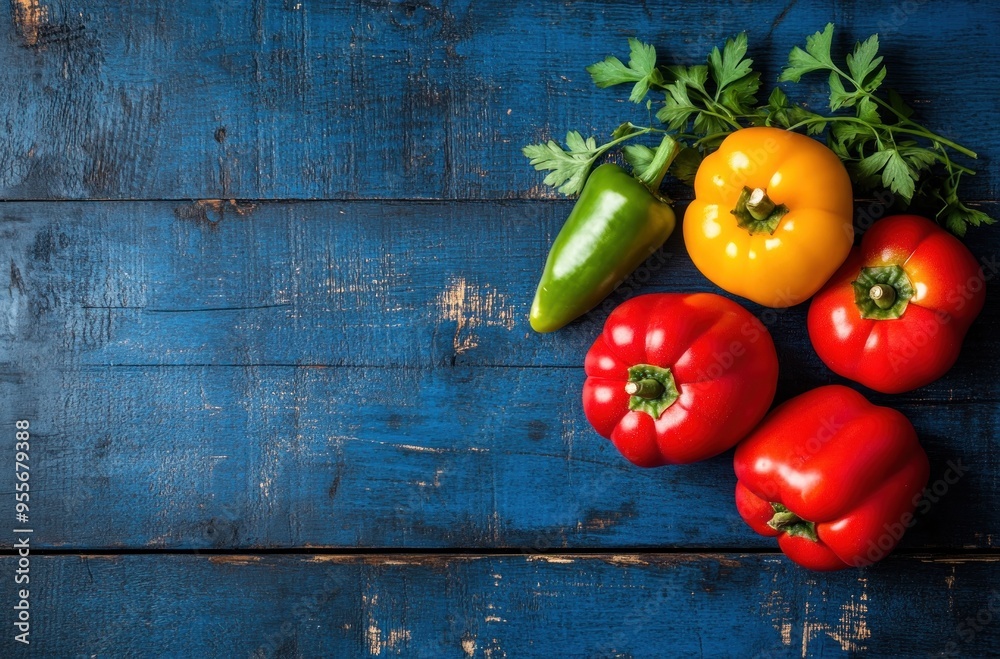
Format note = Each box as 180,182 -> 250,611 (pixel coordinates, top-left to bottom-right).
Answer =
587,37 -> 664,103
522,25 -> 991,235
778,24 -> 987,235
657,32 -> 760,140
522,127 -> 655,195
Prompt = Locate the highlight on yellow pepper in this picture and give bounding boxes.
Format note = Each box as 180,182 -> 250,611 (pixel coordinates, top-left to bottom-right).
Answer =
683,127 -> 854,308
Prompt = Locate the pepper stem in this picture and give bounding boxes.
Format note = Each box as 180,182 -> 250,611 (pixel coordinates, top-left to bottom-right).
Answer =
869,284 -> 897,309
625,364 -> 680,420
767,503 -> 818,542
731,186 -> 789,235
634,134 -> 680,201
746,188 -> 776,221
852,265 -> 914,320
624,378 -> 665,399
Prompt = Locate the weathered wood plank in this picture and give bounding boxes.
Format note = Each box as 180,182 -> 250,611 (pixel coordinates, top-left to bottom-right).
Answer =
3,199 -> 996,549
3,200 -> 998,400
1,553 -> 997,656
0,0 -> 996,200
2,363 -> 993,550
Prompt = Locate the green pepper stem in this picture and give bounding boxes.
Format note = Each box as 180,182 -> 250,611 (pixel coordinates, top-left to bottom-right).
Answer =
625,378 -> 665,399
648,136 -> 680,193
767,503 -> 818,542
853,265 -> 913,320
731,186 -> 789,235
769,510 -> 801,527
869,284 -> 897,309
626,364 -> 680,419
746,188 -> 776,221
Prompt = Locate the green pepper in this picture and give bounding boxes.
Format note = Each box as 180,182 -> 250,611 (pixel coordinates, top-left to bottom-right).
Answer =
529,163 -> 676,333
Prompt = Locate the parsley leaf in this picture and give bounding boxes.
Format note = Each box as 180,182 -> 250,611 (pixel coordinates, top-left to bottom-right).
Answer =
522,123 -> 661,196
827,71 -> 854,110
846,34 -> 885,92
709,32 -> 753,90
587,38 -> 665,103
882,149 -> 917,201
765,87 -> 826,134
942,202 -> 994,237
709,33 -> 761,116
656,33 -> 760,140
845,135 -> 921,203
857,97 -> 880,124
657,75 -> 701,130
778,23 -> 836,82
522,131 -> 603,195
887,89 -> 914,119
902,146 -> 937,173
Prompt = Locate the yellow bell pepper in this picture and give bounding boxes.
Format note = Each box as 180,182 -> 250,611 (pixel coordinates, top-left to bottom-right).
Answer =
683,127 -> 854,308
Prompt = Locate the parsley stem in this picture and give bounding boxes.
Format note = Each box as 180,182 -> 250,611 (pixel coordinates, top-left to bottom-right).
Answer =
699,108 -> 742,131
595,126 -> 656,155
926,150 -> 976,176
935,143 -> 974,177
783,115 -> 977,173
889,126 -> 977,159
692,131 -> 737,147
686,87 -> 743,130
788,61 -> 980,161
785,115 -> 874,133
811,73 -> 977,160
868,94 -> 919,127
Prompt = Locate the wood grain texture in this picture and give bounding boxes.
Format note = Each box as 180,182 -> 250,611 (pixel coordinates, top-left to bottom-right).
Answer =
2,1 -> 999,653
1,553 -> 998,657
0,0 -> 996,200
2,200 -> 999,394
2,200 -> 997,550
1,363 -> 995,550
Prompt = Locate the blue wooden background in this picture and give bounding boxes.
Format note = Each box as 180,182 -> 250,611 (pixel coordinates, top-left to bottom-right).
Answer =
1,0 -> 999,656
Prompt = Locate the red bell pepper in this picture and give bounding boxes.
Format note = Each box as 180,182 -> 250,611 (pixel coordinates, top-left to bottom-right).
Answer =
808,214 -> 984,393
734,385 -> 929,571
582,293 -> 778,466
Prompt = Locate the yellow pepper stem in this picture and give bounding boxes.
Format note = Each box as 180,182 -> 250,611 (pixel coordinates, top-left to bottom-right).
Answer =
731,186 -> 789,235
746,188 -> 776,221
